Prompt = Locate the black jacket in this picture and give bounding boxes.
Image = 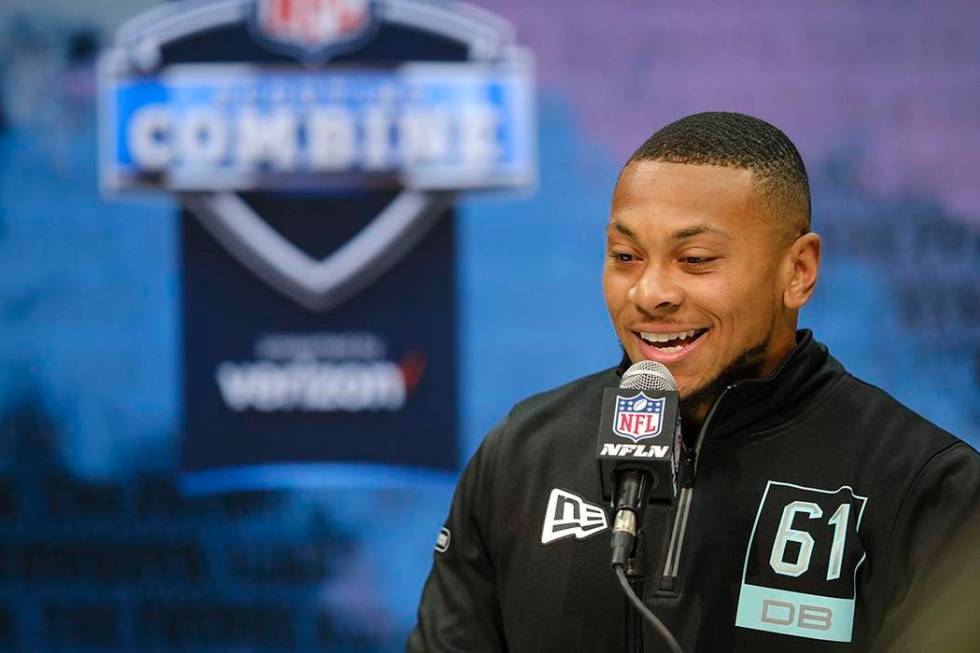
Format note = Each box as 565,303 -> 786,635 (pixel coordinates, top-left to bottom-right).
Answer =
408,331 -> 980,651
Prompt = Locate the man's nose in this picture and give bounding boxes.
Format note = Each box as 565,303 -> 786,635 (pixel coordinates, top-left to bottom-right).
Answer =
627,264 -> 684,313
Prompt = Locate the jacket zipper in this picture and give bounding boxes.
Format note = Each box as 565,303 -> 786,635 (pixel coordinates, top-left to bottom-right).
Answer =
658,385 -> 731,592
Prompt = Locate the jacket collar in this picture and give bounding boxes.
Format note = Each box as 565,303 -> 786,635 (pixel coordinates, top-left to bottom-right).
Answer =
617,329 -> 844,439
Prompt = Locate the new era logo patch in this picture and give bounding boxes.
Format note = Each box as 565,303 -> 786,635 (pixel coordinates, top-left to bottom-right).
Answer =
541,488 -> 608,545
435,527 -> 451,554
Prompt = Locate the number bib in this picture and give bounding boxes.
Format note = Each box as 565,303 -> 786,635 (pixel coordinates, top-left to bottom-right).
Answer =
735,481 -> 869,643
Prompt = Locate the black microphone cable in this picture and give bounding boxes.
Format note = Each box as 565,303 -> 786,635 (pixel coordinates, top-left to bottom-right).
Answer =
612,563 -> 684,653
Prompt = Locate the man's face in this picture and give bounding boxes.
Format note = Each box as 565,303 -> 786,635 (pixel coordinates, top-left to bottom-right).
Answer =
603,160 -> 799,409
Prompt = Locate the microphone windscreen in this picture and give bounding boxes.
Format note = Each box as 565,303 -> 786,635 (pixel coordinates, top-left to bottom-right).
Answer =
621,360 -> 677,392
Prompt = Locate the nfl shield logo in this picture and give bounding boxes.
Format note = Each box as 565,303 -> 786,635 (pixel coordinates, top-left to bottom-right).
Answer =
252,0 -> 378,61
613,392 -> 665,442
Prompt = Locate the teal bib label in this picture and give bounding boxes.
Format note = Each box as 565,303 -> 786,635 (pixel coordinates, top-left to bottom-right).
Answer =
736,481 -> 868,642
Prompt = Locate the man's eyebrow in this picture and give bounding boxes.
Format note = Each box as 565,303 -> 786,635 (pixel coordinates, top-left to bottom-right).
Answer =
608,221 -> 638,240
669,224 -> 732,241
608,221 -> 731,241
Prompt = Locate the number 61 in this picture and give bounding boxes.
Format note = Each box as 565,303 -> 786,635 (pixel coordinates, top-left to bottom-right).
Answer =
770,501 -> 851,581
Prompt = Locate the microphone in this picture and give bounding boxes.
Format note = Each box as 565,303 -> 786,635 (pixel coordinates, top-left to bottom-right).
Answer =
596,361 -> 679,567
598,361 -> 687,653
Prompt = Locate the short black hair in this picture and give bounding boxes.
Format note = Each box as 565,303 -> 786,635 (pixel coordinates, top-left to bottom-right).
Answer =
628,111 -> 811,239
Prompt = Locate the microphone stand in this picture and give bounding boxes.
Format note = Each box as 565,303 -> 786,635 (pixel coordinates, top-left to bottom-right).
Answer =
624,530 -> 646,653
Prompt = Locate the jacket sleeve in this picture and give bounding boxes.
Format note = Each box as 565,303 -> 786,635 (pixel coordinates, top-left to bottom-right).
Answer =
406,417 -> 509,652
871,441 -> 980,651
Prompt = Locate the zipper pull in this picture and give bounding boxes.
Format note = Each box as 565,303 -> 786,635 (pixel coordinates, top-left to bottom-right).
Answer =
680,448 -> 696,488
673,417 -> 696,489
671,416 -> 695,490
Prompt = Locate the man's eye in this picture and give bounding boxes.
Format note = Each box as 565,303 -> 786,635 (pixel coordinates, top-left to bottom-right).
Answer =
610,252 -> 636,263
681,256 -> 716,265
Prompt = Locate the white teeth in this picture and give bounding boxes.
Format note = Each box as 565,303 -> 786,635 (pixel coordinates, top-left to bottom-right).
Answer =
639,329 -> 698,344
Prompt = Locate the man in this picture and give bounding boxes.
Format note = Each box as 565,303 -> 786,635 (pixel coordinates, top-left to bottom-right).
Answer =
407,112 -> 980,651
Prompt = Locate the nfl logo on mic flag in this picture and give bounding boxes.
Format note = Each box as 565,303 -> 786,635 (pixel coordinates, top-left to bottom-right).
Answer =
613,392 -> 665,442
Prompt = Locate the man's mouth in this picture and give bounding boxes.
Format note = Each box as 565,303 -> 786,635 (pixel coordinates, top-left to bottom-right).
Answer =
631,327 -> 710,365
637,328 -> 709,352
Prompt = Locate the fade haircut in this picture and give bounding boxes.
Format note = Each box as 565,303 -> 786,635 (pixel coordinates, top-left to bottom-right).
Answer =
628,111 -> 811,241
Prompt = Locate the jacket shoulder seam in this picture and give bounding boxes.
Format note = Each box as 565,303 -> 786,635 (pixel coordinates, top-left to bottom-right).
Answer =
880,441 -> 967,578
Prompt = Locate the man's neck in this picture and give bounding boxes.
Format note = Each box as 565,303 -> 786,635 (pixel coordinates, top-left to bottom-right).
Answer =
678,330 -> 800,436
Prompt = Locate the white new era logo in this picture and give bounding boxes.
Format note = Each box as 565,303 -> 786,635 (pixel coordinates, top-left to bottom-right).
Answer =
541,488 -> 609,545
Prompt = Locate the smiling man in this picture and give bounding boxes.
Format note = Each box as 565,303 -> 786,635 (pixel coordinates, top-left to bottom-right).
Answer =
604,116 -> 819,431
408,112 -> 980,652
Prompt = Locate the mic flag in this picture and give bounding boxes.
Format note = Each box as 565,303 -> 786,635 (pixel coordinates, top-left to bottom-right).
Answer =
596,386 -> 679,504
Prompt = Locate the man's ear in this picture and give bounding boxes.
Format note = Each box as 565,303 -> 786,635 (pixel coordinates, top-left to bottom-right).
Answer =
783,232 -> 821,309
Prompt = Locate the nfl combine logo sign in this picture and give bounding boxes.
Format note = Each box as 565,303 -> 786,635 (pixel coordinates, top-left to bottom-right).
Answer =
251,0 -> 378,61
613,393 -> 665,442
98,0 -> 536,489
